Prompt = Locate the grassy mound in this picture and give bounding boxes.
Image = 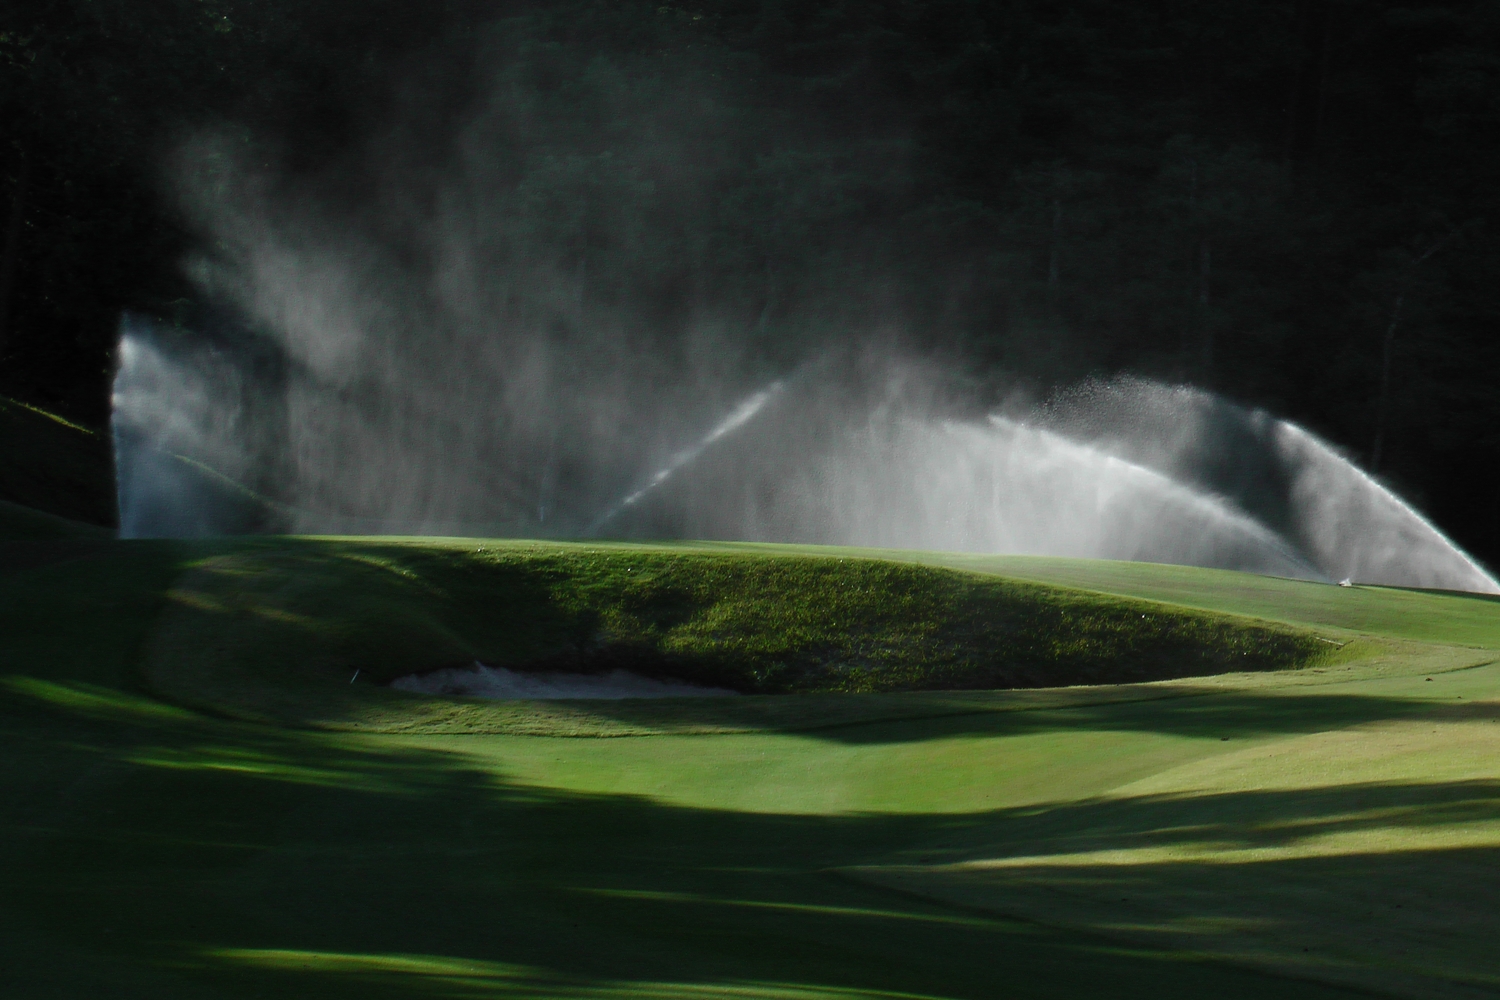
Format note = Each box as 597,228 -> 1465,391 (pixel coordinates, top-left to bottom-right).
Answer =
132,539 -> 1329,730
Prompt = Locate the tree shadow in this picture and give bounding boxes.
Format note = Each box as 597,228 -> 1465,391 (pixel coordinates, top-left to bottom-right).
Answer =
0,692 -> 1397,1000
855,780 -> 1500,999
0,539 -> 114,575
1367,583 -> 1500,607
896,779 -> 1500,861
564,682 -> 1500,745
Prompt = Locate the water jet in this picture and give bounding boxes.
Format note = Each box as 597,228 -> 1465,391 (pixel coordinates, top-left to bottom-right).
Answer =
111,325 -> 1498,593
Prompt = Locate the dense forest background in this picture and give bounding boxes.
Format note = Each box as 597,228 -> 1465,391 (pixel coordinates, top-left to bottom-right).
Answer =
2,1 -> 1497,561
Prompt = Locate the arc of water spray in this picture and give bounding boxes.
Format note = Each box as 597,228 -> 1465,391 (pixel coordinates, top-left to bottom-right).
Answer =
981,415 -> 1322,579
1274,420 -> 1500,592
588,379 -> 787,536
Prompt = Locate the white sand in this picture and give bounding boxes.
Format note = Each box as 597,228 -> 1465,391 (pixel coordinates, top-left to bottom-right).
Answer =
390,662 -> 738,700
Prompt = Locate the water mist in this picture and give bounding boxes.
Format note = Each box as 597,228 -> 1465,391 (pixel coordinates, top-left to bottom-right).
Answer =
114,324 -> 1499,594
110,28 -> 1500,595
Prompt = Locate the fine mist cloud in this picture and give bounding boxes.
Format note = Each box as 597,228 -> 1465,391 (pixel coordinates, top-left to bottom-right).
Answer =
157,21 -> 917,535
111,13 -> 1500,593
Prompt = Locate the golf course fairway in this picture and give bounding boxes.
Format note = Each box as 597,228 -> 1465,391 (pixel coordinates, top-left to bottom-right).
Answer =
2,533 -> 1498,999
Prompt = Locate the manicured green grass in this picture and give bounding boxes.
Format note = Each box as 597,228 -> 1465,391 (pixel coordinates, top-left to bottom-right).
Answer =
2,531 -> 1497,999
680,543 -> 1500,649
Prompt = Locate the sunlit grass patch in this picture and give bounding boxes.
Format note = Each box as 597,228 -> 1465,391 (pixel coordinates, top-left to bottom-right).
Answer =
209,948 -> 958,998
851,708 -> 1500,997
2,676 -> 197,724
124,743 -> 422,793
574,887 -> 1004,929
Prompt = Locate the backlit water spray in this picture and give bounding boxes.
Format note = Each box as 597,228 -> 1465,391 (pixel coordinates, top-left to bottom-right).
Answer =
113,328 -> 1499,593
107,41 -> 1498,593
613,373 -> 1495,592
587,379 -> 787,536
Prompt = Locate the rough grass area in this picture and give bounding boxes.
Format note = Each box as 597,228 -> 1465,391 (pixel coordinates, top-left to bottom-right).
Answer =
135,539 -> 1329,729
0,396 -> 116,527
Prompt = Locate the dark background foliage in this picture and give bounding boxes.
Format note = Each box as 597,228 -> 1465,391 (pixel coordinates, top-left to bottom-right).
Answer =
2,1 -> 1496,561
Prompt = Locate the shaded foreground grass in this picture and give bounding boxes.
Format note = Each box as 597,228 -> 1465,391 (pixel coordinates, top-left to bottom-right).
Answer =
1,685 -> 1380,1000
2,529 -> 1499,998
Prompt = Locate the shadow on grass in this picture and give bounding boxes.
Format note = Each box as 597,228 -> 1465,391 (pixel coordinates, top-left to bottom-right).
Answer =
517,680 -> 1500,745
891,779 -> 1500,862
3,534 -> 1493,995
856,781 -> 1500,999
1368,583 -> 1500,607
0,539 -> 116,574
0,691 -> 1394,1000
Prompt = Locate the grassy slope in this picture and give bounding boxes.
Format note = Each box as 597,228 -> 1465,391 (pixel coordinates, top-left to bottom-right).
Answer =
0,395 -> 116,526
684,543 -> 1500,648
2,538 -> 1498,998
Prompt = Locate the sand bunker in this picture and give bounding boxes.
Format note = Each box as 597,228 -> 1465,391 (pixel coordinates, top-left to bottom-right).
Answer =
390,662 -> 738,700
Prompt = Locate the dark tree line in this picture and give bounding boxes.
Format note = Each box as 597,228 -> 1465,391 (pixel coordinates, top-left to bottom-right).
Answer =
3,1 -> 1498,561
